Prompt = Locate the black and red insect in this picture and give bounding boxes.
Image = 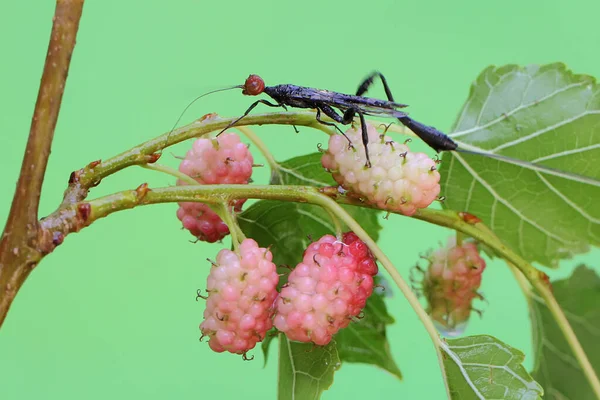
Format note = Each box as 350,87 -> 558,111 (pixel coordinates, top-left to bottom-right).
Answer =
166,72 -> 598,185
219,72 -> 457,167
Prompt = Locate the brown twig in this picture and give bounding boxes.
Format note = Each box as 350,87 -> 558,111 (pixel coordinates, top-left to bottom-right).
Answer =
0,0 -> 84,327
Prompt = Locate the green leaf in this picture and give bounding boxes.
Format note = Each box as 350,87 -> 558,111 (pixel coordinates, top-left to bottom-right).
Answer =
442,63 -> 600,267
261,330 -> 276,367
442,335 -> 543,399
335,286 -> 402,379
530,265 -> 600,399
278,335 -> 340,400
238,200 -> 380,272
240,152 -> 381,270
271,152 -> 334,187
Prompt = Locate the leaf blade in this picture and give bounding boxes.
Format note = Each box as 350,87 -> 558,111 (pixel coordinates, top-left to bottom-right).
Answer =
442,63 -> 600,267
442,335 -> 543,400
530,265 -> 600,400
335,287 -> 402,380
278,336 -> 340,400
238,200 -> 381,271
271,152 -> 333,187
240,152 -> 382,272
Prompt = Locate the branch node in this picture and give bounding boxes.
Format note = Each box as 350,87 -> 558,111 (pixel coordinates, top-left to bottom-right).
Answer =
77,203 -> 91,221
459,211 -> 482,224
135,183 -> 150,200
146,153 -> 161,163
87,159 -> 101,169
52,231 -> 64,246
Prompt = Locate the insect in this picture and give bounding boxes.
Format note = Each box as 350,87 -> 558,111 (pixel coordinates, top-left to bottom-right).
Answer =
217,73 -> 458,168
167,73 -> 598,186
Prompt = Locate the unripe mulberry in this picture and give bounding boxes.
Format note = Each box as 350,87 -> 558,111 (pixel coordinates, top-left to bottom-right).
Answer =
176,132 -> 253,242
176,203 -> 231,244
321,123 -> 440,216
273,232 -> 378,346
419,237 -> 486,336
199,239 -> 279,355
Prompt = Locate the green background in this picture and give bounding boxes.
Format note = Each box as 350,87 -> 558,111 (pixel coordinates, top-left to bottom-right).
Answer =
1,1 -> 599,398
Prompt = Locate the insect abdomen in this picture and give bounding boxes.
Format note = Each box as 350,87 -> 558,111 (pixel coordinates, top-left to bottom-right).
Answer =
399,117 -> 458,152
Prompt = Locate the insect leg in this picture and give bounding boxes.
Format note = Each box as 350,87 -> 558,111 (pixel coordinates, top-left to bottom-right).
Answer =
318,105 -> 355,149
334,107 -> 372,168
315,108 -> 345,135
342,108 -> 355,124
280,104 -> 299,132
217,99 -> 283,136
356,71 -> 394,100
356,110 -> 372,168
355,72 -> 458,152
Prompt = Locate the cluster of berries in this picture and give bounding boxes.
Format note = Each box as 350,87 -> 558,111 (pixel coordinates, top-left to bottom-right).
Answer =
199,232 -> 379,355
175,128 -> 480,356
321,123 -> 441,216
177,124 -> 441,244
176,132 -> 253,243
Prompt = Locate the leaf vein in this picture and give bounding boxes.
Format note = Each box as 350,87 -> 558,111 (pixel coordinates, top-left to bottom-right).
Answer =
531,143 -> 600,163
279,166 -> 330,186
542,338 -> 582,370
296,208 -> 335,231
440,341 -> 486,399
453,153 -> 576,246
451,81 -> 588,138
535,171 -> 600,224
491,111 -> 600,152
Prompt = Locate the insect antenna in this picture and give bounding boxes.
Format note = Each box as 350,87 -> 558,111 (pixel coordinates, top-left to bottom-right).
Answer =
160,84 -> 244,154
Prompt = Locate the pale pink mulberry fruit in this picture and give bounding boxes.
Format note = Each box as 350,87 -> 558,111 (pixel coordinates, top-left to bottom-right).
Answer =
176,132 -> 253,243
418,237 -> 486,336
176,203 -> 231,244
199,238 -> 279,355
273,232 -> 378,346
321,123 -> 440,216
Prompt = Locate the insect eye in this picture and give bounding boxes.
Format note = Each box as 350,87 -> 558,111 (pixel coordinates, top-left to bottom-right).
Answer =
243,74 -> 265,96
